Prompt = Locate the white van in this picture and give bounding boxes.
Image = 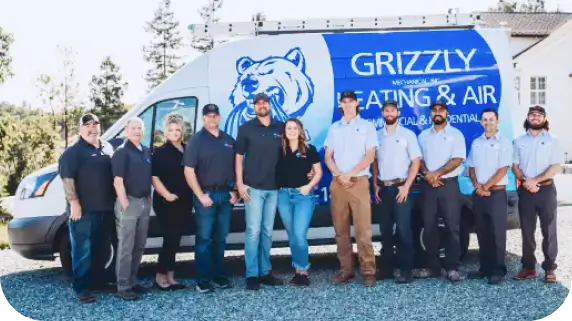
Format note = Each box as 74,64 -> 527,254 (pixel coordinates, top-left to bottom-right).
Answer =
8,16 -> 521,275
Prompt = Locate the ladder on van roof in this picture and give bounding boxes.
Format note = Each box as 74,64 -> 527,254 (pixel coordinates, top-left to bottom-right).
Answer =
188,13 -> 483,38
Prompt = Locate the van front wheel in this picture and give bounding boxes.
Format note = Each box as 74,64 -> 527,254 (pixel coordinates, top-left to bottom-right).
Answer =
58,228 -> 117,279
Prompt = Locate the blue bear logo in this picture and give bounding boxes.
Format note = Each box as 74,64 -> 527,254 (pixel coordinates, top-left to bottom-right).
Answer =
224,47 -> 316,138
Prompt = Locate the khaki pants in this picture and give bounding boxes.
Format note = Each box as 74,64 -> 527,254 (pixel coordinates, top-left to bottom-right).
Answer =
330,176 -> 375,276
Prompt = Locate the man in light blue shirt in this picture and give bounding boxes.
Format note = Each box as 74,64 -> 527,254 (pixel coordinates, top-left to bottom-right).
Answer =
324,90 -> 378,287
418,100 -> 466,283
466,108 -> 512,285
371,99 -> 421,284
512,105 -> 564,283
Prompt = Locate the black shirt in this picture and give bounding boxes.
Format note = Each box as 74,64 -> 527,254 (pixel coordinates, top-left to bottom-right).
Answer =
111,140 -> 152,198
183,128 -> 236,189
235,118 -> 285,190
58,137 -> 115,212
152,142 -> 193,200
277,144 -> 321,188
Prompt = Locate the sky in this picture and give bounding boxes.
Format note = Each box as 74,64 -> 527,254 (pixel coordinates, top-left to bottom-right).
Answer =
1,0 -> 571,108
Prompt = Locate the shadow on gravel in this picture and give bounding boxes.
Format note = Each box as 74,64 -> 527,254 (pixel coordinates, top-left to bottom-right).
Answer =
1,249 -> 570,321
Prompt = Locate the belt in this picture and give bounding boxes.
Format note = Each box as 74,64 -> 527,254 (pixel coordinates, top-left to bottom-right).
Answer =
203,185 -> 230,191
538,179 -> 553,186
488,185 -> 506,191
379,178 -> 406,186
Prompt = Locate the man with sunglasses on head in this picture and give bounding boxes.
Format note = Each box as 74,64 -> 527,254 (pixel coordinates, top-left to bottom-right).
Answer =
58,113 -> 116,303
512,105 -> 564,283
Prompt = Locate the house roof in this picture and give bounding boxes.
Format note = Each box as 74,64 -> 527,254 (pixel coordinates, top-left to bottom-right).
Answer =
479,12 -> 572,36
514,16 -> 572,64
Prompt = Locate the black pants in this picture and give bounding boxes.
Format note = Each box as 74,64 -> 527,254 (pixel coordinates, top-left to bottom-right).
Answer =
473,189 -> 508,277
377,182 -> 414,274
421,178 -> 461,271
153,196 -> 192,273
518,184 -> 558,271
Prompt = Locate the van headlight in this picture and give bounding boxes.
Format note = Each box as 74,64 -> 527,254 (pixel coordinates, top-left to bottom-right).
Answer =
19,172 -> 58,200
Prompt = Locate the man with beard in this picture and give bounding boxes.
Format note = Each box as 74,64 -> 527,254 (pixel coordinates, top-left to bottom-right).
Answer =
512,105 -> 564,283
418,100 -> 466,283
371,99 -> 421,283
466,108 -> 513,285
235,93 -> 285,290
58,113 -> 116,303
324,90 -> 378,287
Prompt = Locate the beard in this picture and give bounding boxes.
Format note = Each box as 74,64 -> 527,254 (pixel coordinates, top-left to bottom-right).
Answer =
384,116 -> 397,125
432,116 -> 446,125
526,120 -> 545,130
255,107 -> 269,117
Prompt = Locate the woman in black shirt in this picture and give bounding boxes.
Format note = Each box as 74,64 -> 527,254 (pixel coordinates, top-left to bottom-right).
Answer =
151,115 -> 193,290
276,118 -> 323,286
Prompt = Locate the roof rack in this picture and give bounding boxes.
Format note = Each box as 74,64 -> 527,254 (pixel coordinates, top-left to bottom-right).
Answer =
188,13 -> 483,38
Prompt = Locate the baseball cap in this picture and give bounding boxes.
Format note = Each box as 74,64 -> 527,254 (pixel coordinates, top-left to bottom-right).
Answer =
339,90 -> 358,101
430,100 -> 448,110
253,92 -> 270,104
79,113 -> 100,127
202,103 -> 220,116
528,105 -> 546,116
382,99 -> 399,109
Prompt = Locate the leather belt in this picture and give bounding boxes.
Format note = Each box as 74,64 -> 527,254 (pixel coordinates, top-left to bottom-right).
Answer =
379,178 -> 406,186
538,179 -> 553,186
488,185 -> 506,191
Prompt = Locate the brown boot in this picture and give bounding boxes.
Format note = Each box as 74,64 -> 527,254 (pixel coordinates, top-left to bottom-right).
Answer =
513,268 -> 537,280
545,270 -> 557,283
331,271 -> 355,285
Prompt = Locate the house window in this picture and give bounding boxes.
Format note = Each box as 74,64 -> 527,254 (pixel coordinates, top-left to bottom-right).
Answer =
530,76 -> 546,105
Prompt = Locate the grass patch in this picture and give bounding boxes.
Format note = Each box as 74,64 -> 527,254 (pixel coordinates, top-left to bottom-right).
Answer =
0,223 -> 9,250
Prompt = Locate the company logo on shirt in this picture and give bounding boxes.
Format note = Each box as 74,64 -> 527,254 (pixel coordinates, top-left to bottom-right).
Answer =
224,142 -> 233,148
295,151 -> 306,159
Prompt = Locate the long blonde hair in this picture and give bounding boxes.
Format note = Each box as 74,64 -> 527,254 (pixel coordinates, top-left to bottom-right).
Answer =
164,114 -> 186,143
282,118 -> 309,155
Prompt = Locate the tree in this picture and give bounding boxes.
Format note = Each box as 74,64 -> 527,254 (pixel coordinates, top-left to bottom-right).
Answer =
190,0 -> 224,53
0,26 -> 14,84
0,111 -> 59,196
488,0 -> 545,12
252,12 -> 267,22
143,0 -> 183,90
89,56 -> 128,131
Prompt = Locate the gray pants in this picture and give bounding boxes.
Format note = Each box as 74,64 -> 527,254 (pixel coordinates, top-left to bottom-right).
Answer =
115,196 -> 151,291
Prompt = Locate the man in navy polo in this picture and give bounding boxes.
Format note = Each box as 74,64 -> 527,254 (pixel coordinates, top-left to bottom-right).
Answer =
58,113 -> 116,303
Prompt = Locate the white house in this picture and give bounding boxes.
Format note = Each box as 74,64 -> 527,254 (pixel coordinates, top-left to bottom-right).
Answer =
480,12 -> 572,160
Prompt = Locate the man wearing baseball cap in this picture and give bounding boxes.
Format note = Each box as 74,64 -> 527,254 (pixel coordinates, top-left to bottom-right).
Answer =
512,105 -> 564,283
324,90 -> 378,287
184,103 -> 238,292
58,113 -> 117,303
418,100 -> 466,283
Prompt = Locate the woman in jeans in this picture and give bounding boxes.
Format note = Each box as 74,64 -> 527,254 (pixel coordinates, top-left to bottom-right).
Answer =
276,118 -> 323,286
151,115 -> 193,290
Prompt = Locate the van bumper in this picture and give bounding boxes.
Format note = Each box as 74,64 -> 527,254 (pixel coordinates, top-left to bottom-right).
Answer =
8,216 -> 60,260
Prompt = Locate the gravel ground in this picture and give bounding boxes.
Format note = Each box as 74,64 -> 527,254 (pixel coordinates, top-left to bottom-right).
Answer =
1,207 -> 571,321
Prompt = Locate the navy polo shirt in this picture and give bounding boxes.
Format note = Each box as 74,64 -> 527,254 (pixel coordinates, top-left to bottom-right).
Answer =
58,137 -> 115,212
111,140 -> 152,198
235,117 -> 284,190
183,128 -> 236,189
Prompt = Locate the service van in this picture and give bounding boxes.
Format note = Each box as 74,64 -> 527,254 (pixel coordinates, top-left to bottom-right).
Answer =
8,14 -> 521,275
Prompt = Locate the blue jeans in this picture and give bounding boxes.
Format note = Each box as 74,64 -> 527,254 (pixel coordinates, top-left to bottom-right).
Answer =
377,183 -> 414,273
69,211 -> 114,294
277,188 -> 315,271
244,188 -> 278,278
193,191 -> 232,282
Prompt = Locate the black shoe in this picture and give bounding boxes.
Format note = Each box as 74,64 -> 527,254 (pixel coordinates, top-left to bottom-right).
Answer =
289,273 -> 310,287
196,281 -> 214,293
396,272 -> 414,284
92,283 -> 116,294
169,283 -> 186,290
116,289 -> 140,301
213,276 -> 233,289
375,270 -> 395,280
488,275 -> 504,285
76,292 -> 97,303
132,285 -> 151,294
259,273 -> 284,286
467,271 -> 488,280
246,277 -> 260,290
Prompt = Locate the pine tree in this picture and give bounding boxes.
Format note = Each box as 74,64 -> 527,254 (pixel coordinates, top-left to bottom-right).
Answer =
190,0 -> 224,53
143,0 -> 183,90
89,56 -> 128,131
0,26 -> 14,84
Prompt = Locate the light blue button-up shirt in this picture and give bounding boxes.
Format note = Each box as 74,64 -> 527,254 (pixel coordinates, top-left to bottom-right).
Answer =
513,130 -> 564,179
324,115 -> 378,177
418,123 -> 466,178
376,125 -> 422,181
466,132 -> 513,185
